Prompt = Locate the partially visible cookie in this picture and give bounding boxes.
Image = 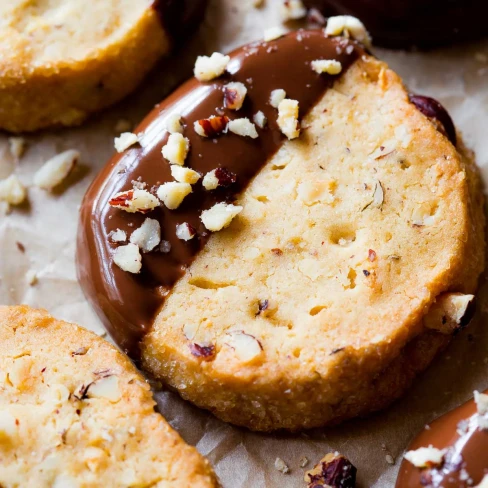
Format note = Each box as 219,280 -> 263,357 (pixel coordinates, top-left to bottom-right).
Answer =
0,0 -> 207,132
0,306 -> 218,488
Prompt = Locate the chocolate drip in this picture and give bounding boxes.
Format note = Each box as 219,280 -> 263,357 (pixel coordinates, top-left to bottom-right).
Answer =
77,31 -> 364,358
396,392 -> 488,487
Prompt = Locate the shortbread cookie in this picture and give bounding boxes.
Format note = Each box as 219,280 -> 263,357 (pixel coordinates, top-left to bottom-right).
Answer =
0,0 -> 207,132
78,25 -> 485,431
0,306 -> 218,487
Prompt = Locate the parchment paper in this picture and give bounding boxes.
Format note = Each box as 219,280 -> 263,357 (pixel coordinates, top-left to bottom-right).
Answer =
1,1 -> 488,486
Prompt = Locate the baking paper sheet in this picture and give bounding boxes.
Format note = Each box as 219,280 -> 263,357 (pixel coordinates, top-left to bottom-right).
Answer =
1,0 -> 488,486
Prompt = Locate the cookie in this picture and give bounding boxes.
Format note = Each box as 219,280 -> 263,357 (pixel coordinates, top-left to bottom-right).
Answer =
0,0 -> 207,132
0,306 -> 218,487
77,24 -> 485,431
302,0 -> 486,48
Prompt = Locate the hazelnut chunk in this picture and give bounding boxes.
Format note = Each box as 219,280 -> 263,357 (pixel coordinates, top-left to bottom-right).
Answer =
404,446 -> 445,468
0,175 -> 27,206
264,26 -> 287,42
274,457 -> 290,474
200,202 -> 243,232
194,52 -> 230,82
202,168 -> 237,190
194,116 -> 229,138
130,218 -> 161,252
270,89 -> 286,108
114,132 -> 138,153
324,15 -> 372,48
176,223 -> 196,241
33,150 -> 79,191
423,293 -> 475,334
157,182 -> 192,210
108,229 -> 127,243
224,82 -> 248,110
8,137 -> 26,159
305,453 -> 357,488
109,189 -> 160,213
113,243 -> 142,274
166,113 -> 184,134
189,343 -> 216,361
311,59 -> 343,75
87,376 -> 121,403
253,111 -> 267,128
281,0 -> 307,21
162,133 -> 190,166
226,331 -> 263,363
171,166 -> 201,184
228,118 -> 259,138
277,99 -> 300,139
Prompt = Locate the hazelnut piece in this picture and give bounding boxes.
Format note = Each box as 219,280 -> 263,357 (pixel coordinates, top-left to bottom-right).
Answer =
109,189 -> 160,214
194,116 -> 229,138
324,15 -> 372,48
228,118 -> 259,138
311,59 -> 342,75
113,243 -> 142,274
223,82 -> 248,110
202,167 -> 237,191
130,218 -> 161,252
194,52 -> 230,82
114,132 -> 138,153
176,223 -> 196,241
162,133 -> 190,166
277,99 -> 300,140
423,293 -> 475,334
33,150 -> 79,191
200,202 -> 243,232
157,182 -> 192,210
305,453 -> 357,488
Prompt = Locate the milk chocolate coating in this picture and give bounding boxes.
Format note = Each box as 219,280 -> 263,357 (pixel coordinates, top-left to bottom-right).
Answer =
396,392 -> 488,487
303,0 -> 486,48
77,31 -> 364,359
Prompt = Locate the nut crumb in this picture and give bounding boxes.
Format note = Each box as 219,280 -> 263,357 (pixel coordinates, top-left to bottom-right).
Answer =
311,59 -> 342,75
324,15 -> 372,48
194,52 -> 230,81
224,82 -> 248,110
34,150 -> 79,191
0,175 -> 27,206
162,133 -> 190,166
176,223 -> 196,241
8,137 -> 26,159
157,182 -> 192,210
254,111 -> 267,128
275,457 -> 290,474
299,457 -> 309,468
114,132 -> 138,153
194,116 -> 229,138
270,89 -> 286,108
228,118 -> 259,138
200,202 -> 243,232
277,99 -> 300,139
385,454 -> 395,465
113,243 -> 142,274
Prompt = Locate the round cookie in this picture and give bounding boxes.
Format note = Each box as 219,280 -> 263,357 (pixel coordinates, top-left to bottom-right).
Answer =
0,306 -> 218,487
78,26 -> 485,431
0,0 -> 207,132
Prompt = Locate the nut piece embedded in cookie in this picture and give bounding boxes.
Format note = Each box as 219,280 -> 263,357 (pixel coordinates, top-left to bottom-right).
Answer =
109,189 -> 159,214
87,376 -> 121,402
324,16 -> 372,48
226,331 -> 263,363
223,82 -> 248,110
157,182 -> 192,210
194,116 -> 229,138
194,52 -> 230,82
305,453 -> 357,488
171,166 -> 201,184
404,446 -> 445,468
176,223 -> 196,241
162,133 -> 190,166
114,132 -> 138,153
33,149 -> 79,190
254,111 -> 267,128
113,243 -> 142,273
0,175 -> 27,206
200,202 -> 243,232
277,99 -> 300,139
423,293 -> 475,334
311,59 -> 342,75
130,218 -> 161,253
228,118 -> 259,138
109,229 -> 127,243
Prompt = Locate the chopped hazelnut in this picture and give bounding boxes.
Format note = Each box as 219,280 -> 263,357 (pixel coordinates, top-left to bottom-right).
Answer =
0,175 -> 27,206
109,189 -> 160,213
423,293 -> 475,334
162,133 -> 190,166
109,229 -> 127,243
33,150 -> 79,190
281,0 -> 307,21
194,52 -> 230,82
8,137 -> 26,159
324,15 -> 372,48
275,457 -> 290,474
194,116 -> 229,138
171,166 -> 201,184
176,223 -> 196,241
157,182 -> 192,210
228,118 -> 259,138
202,168 -> 237,190
200,202 -> 243,232
311,59 -> 343,75
270,89 -> 287,108
113,243 -> 142,274
114,132 -> 138,152
226,331 -> 263,363
253,111 -> 267,128
166,113 -> 184,134
264,26 -> 287,42
305,453 -> 357,488
87,376 -> 121,402
189,343 -> 216,360
224,82 -> 248,110
363,180 -> 384,210
130,218 -> 161,252
277,99 -> 300,139
404,446 -> 445,468
299,457 -> 309,468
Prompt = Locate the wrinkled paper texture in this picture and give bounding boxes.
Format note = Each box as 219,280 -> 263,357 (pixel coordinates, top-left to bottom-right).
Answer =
1,1 -> 488,486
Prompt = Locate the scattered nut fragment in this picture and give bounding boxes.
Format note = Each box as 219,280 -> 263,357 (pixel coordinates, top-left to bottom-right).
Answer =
33,150 -> 79,191
277,99 -> 300,139
114,132 -> 138,153
176,223 -> 196,241
202,168 -> 237,190
113,243 -> 142,274
264,26 -> 287,42
189,343 -> 216,361
385,454 -> 395,465
8,137 -> 26,159
200,202 -> 243,232
404,446 -> 445,468
299,457 -> 309,468
157,182 -> 192,210
162,133 -> 190,166
254,111 -> 267,128
87,376 -> 121,402
305,453 -> 357,488
324,15 -> 372,48
275,457 -> 290,474
194,52 -> 230,81
166,113 -> 184,134
270,88 -> 287,108
171,165 -> 201,184
224,82 -> 248,110
108,229 -> 127,243
281,0 -> 307,20
114,118 -> 132,134
362,180 -> 384,210
0,175 -> 27,206
311,59 -> 342,75
130,218 -> 161,252
226,331 -> 263,363
228,118 -> 259,138
194,116 -> 229,138
109,189 -> 160,213
423,293 -> 475,334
